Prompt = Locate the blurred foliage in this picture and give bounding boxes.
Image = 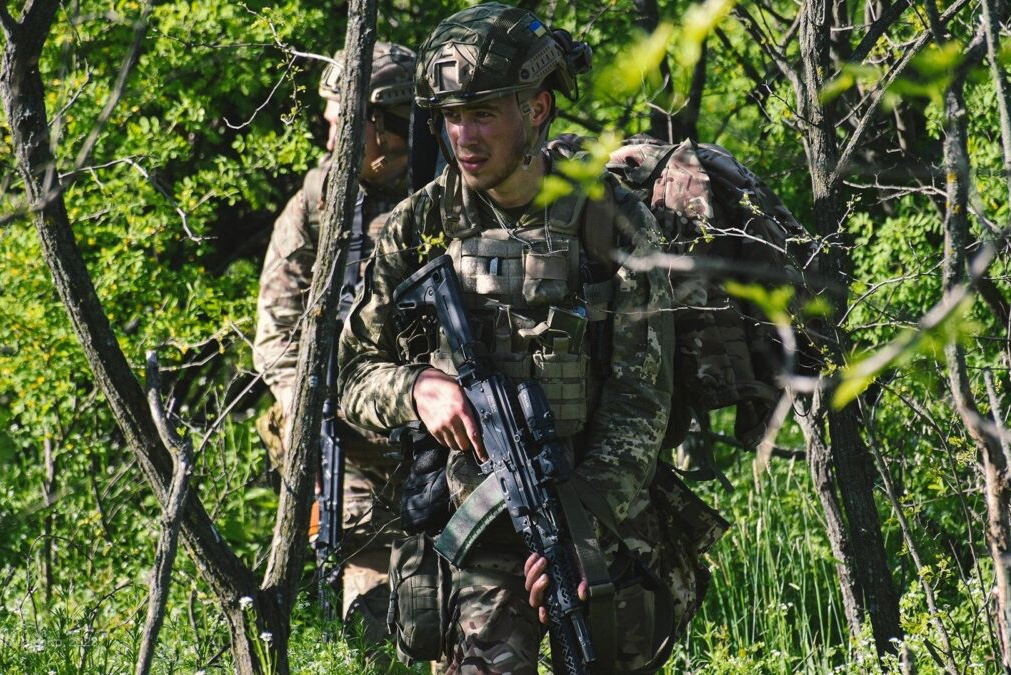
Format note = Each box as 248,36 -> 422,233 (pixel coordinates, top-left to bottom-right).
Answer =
1,0 -> 1009,672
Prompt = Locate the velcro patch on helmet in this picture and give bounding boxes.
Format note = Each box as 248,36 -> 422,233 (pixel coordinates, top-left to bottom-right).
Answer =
440,43 -> 482,95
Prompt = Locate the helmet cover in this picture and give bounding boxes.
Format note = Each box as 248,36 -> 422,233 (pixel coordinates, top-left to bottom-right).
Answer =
320,41 -> 417,120
415,3 -> 590,109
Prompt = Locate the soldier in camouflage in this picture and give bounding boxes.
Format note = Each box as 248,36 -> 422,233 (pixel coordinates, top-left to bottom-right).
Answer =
252,41 -> 416,642
336,5 -> 694,673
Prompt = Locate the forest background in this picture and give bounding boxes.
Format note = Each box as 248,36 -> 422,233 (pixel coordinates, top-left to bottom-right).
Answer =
1,0 -> 1009,673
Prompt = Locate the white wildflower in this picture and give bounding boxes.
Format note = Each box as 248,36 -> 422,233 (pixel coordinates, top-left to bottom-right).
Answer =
259,631 -> 273,645
239,596 -> 253,610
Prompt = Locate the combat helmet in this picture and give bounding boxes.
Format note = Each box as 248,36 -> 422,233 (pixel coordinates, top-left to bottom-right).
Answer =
320,41 -> 417,121
415,2 -> 591,109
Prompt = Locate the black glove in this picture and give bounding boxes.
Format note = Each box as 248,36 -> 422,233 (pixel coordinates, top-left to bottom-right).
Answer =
400,440 -> 451,535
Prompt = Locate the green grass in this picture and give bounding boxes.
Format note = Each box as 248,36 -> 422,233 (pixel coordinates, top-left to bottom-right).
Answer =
664,457 -> 856,673
0,416 -> 996,673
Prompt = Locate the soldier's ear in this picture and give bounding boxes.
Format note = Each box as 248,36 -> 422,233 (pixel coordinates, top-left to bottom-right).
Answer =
527,89 -> 553,127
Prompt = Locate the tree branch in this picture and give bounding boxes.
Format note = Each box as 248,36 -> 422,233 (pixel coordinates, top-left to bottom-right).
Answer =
847,0 -> 913,65
136,352 -> 193,675
939,40 -> 1011,669
260,0 -> 377,626
0,0 -> 261,653
73,1 -> 152,171
0,5 -> 16,37
15,0 -> 58,60
981,0 -> 1011,201
833,0 -> 975,184
864,395 -> 958,673
733,3 -> 802,98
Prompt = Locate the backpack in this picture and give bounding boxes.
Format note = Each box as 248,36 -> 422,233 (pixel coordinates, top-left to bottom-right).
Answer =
598,135 -> 823,475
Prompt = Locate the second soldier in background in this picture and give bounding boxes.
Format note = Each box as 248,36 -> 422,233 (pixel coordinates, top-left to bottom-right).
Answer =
252,41 -> 416,644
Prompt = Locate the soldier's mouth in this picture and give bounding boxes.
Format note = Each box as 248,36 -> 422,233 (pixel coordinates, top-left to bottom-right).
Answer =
458,156 -> 487,172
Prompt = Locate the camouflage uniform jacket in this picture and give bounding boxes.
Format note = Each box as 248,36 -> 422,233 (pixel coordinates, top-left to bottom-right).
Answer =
336,149 -> 675,529
253,155 -> 405,418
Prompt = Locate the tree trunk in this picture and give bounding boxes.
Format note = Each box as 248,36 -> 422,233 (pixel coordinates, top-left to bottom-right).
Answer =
980,0 -> 1011,659
260,0 -> 377,626
0,3 -> 269,673
793,0 -> 902,655
939,48 -> 1011,670
136,353 -> 194,675
795,390 -> 863,634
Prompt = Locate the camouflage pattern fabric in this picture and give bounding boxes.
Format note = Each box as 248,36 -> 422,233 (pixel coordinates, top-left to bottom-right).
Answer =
446,544 -> 543,675
607,136 -> 822,449
253,156 -> 404,429
255,400 -> 287,469
414,3 -> 589,109
321,42 -> 416,122
336,145 -> 680,672
340,457 -> 403,640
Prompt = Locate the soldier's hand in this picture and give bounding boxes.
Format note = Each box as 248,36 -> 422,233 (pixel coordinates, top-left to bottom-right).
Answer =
524,552 -> 588,625
413,367 -> 487,461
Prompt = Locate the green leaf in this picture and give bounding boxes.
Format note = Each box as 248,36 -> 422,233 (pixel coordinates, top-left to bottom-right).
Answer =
594,23 -> 675,99
832,297 -> 976,408
679,0 -> 736,68
724,281 -> 794,326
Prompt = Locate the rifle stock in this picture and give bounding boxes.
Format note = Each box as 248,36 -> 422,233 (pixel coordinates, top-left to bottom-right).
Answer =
394,255 -> 596,675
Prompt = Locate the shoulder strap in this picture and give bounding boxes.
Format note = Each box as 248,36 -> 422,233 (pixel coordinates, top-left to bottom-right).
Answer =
433,475 -> 505,567
337,189 -> 366,321
580,176 -> 619,278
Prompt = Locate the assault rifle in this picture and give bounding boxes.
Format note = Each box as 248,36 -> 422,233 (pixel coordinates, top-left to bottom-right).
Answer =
315,342 -> 344,622
314,190 -> 369,622
393,255 -> 597,675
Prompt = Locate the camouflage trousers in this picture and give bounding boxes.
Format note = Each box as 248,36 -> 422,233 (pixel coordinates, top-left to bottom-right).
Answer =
257,402 -> 404,641
340,458 -> 404,641
441,450 -> 674,674
444,524 -> 665,675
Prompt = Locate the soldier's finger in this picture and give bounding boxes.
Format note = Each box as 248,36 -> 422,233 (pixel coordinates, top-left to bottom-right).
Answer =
539,606 -> 549,625
461,411 -> 487,461
447,420 -> 471,452
528,572 -> 550,610
523,552 -> 540,580
523,554 -> 547,591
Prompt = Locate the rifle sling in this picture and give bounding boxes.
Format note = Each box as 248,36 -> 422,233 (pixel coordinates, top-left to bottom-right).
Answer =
557,480 -> 616,674
434,475 -> 505,567
571,478 -> 679,674
435,474 -> 618,673
337,190 -> 366,321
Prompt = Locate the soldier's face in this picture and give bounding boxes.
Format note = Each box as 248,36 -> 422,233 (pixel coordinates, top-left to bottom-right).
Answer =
324,99 -> 407,187
324,99 -> 341,153
442,91 -> 551,204
361,117 -> 408,187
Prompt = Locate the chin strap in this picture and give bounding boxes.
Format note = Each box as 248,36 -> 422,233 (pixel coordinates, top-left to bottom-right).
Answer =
518,93 -> 552,169
428,112 -> 457,170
